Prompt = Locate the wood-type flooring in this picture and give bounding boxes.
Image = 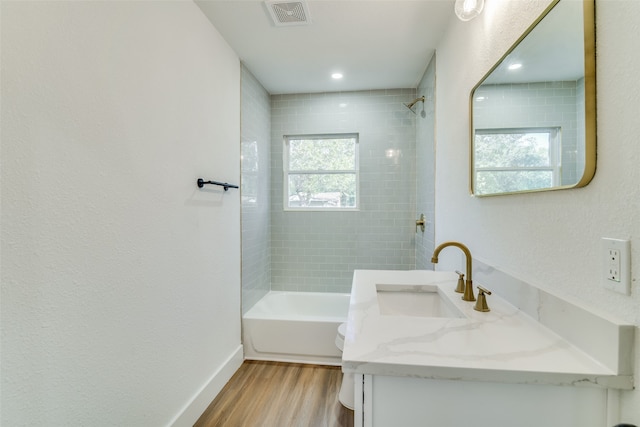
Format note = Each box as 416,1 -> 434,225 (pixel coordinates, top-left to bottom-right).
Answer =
194,360 -> 354,427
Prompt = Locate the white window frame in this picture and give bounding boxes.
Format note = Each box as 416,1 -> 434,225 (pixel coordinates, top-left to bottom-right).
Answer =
474,127 -> 561,194
283,133 -> 360,212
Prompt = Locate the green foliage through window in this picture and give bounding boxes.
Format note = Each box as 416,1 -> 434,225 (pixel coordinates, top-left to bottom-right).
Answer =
474,128 -> 560,195
284,134 -> 359,209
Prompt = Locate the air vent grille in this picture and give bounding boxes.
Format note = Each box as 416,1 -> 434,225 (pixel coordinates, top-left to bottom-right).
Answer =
265,1 -> 311,26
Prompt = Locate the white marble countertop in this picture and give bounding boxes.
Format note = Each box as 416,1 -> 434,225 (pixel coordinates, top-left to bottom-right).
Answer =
341,270 -> 633,389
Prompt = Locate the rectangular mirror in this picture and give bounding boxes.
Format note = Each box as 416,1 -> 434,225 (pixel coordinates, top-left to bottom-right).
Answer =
470,0 -> 596,196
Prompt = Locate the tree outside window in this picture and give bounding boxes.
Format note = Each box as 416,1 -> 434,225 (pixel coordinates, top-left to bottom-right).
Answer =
474,128 -> 560,195
284,134 -> 359,210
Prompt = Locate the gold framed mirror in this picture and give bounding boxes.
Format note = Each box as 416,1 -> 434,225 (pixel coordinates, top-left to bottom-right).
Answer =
470,0 -> 595,196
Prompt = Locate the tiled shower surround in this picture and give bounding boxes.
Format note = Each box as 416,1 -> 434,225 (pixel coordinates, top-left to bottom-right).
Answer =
270,89 -> 419,293
415,56 -> 436,270
241,65 -> 271,314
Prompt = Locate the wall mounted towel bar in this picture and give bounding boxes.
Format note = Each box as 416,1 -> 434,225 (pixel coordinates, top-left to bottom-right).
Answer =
197,178 -> 239,191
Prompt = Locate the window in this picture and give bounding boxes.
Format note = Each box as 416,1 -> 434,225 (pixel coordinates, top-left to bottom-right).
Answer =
284,134 -> 359,210
474,127 -> 561,195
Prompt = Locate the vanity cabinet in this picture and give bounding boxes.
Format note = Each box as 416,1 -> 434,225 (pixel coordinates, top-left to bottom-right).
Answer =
344,270 -> 633,427
354,373 -> 607,427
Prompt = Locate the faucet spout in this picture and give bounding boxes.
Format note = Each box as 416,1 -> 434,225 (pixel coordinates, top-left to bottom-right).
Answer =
431,241 -> 475,302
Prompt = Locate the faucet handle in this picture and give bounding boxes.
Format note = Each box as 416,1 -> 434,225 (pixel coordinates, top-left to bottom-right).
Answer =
454,270 -> 465,293
415,214 -> 426,233
474,286 -> 492,312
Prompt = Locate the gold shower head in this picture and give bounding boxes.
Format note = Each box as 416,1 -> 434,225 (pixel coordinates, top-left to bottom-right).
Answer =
404,96 -> 425,111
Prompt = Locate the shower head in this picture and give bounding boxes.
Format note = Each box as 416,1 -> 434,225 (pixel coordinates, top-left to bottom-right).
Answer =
404,96 -> 425,112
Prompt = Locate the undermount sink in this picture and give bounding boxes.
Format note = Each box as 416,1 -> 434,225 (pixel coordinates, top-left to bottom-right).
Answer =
376,284 -> 464,318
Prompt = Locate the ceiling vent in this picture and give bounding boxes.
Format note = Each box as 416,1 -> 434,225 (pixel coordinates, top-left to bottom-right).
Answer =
265,0 -> 311,26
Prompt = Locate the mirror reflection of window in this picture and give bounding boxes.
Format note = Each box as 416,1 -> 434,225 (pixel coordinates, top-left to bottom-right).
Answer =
474,127 -> 560,195
473,78 -> 581,190
241,140 -> 259,205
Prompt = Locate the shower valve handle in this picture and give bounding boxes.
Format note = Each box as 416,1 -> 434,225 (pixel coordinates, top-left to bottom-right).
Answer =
415,214 -> 426,233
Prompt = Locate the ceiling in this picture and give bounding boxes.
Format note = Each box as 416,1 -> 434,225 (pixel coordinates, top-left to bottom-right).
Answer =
195,0 -> 456,95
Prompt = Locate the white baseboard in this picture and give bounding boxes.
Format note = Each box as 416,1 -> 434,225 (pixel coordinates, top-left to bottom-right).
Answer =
244,354 -> 341,366
169,345 -> 244,427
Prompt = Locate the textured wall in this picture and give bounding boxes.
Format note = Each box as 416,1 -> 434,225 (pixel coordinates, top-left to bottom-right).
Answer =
241,65 -> 271,314
435,0 -> 640,422
270,90 -> 418,293
1,2 -> 241,425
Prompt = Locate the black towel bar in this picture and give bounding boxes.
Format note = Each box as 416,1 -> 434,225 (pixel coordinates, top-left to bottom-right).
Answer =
197,178 -> 239,191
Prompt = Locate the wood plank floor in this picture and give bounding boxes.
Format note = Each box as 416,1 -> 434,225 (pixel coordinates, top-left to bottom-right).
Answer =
194,361 -> 354,427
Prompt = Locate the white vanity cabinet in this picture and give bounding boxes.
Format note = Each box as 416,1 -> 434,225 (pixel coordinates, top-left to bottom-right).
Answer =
343,270 -> 634,427
354,373 -> 607,427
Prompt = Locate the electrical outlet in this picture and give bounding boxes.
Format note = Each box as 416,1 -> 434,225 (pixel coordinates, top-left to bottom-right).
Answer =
602,238 -> 631,295
607,248 -> 620,281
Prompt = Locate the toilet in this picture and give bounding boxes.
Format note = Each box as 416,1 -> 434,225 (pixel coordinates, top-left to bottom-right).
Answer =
335,322 -> 354,410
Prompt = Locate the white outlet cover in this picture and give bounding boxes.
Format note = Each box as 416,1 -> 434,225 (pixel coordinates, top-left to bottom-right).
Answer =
601,238 -> 631,295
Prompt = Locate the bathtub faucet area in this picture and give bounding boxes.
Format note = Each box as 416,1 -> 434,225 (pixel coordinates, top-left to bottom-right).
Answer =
431,241 -> 475,301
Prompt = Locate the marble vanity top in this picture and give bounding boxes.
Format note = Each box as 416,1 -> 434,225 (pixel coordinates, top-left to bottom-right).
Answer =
341,270 -> 634,389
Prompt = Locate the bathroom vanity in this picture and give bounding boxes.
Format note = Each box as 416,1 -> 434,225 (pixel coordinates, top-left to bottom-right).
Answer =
342,270 -> 634,427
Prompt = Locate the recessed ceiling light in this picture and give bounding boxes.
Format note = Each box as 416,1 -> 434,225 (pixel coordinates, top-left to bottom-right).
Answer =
454,0 -> 484,21
508,63 -> 523,70
331,73 -> 343,80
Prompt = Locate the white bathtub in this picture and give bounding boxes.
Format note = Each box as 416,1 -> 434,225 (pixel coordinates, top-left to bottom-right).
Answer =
243,291 -> 350,366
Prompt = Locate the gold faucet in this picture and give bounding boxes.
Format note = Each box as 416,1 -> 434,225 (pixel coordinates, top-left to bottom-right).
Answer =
431,241 -> 475,301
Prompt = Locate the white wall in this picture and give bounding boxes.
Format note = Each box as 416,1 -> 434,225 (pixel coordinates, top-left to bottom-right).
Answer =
1,2 -> 242,425
435,0 -> 640,422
